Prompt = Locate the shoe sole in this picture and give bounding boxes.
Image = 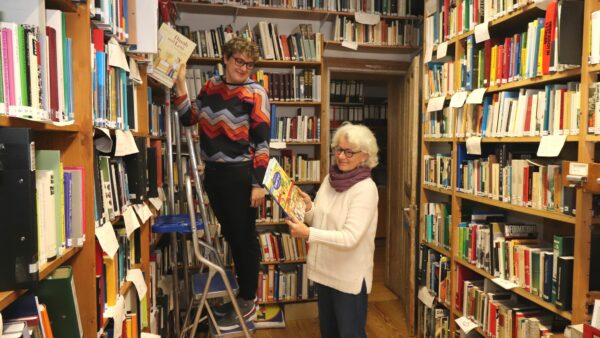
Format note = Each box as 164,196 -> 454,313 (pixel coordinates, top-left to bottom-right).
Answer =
217,308 -> 256,331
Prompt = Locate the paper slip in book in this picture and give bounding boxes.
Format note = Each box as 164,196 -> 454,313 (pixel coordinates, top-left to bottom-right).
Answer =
263,158 -> 306,222
148,24 -> 196,88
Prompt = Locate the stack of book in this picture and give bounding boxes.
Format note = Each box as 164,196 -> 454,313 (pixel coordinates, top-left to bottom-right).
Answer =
424,153 -> 452,189
333,16 -> 420,46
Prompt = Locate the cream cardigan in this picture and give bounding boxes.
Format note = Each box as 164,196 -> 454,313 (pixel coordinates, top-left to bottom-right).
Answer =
304,175 -> 379,295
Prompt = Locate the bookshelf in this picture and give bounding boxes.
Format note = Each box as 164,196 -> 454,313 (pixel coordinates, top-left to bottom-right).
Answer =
419,0 -> 600,337
0,1 -> 158,336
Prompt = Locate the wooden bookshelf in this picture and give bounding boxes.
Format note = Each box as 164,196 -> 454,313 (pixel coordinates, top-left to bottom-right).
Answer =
46,0 -> 78,12
419,0 -> 595,335
256,221 -> 287,226
454,257 -> 573,320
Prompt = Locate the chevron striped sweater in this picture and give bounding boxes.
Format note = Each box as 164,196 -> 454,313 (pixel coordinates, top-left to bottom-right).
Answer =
175,76 -> 270,186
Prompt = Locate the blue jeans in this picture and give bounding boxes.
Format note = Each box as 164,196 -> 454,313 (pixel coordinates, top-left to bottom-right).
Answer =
316,280 -> 368,338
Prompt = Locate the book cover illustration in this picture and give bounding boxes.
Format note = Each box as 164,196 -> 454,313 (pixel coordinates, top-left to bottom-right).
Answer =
148,24 -> 196,88
254,304 -> 286,329
262,158 -> 306,222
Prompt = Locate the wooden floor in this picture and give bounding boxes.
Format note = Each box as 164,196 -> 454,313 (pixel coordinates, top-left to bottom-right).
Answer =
253,239 -> 410,338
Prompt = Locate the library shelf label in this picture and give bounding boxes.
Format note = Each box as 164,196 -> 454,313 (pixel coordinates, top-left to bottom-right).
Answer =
341,40 -> 358,50
474,22 -> 490,43
126,269 -> 148,300
354,12 -> 380,25
436,41 -> 448,59
537,135 -> 567,157
427,96 -> 446,112
124,206 -> 141,237
466,88 -> 487,104
96,221 -> 120,257
418,286 -> 436,308
569,162 -> 589,177
450,91 -> 468,108
466,137 -> 482,155
491,277 -> 518,290
455,316 -> 478,333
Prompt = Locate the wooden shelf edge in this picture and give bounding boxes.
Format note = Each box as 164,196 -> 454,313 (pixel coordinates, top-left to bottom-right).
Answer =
324,41 -> 419,54
588,63 -> 600,73
454,257 -> 573,320
486,67 -> 581,93
455,192 -> 576,224
257,297 -> 317,305
174,1 -> 420,20
423,137 -> 453,142
423,184 -> 453,196
454,135 -> 580,143
272,101 -> 322,106
0,116 -> 81,132
260,259 -> 306,265
40,246 -> 82,279
257,221 -> 287,225
0,290 -> 28,311
46,0 -> 78,12
188,55 -> 322,67
421,241 -> 452,257
0,247 -> 82,311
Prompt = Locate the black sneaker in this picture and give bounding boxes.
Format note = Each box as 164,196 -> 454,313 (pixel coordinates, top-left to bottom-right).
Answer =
213,297 -> 257,318
216,299 -> 257,331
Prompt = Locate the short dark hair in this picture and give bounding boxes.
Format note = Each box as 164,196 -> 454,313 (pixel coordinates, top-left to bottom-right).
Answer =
222,37 -> 260,62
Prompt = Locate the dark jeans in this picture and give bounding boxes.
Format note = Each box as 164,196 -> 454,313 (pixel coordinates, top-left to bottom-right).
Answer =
316,281 -> 368,338
203,161 -> 260,300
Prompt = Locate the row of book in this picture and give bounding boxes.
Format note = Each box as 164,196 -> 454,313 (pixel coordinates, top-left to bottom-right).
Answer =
330,79 -> 366,103
0,15 -> 74,122
457,276 -> 567,338
270,111 -> 321,142
176,22 -> 322,62
95,229 -> 143,325
149,101 -> 165,138
184,0 -> 416,16
184,65 -> 224,103
256,69 -> 321,102
424,84 -> 581,139
456,144 -> 576,215
91,29 -> 139,130
418,245 -> 451,306
93,136 -> 162,225
330,105 -> 387,128
258,231 -> 308,262
275,151 -> 321,182
149,247 -> 176,336
591,10 -> 600,65
426,0 -> 532,44
333,15 -> 421,46
418,306 -> 450,338
1,268 -> 83,337
423,203 -> 451,251
91,0 -> 131,43
458,10 -> 581,92
426,62 -> 455,99
258,264 -> 317,302
424,153 -> 452,189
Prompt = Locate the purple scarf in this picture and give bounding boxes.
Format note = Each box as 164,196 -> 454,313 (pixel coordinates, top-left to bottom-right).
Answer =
329,165 -> 371,192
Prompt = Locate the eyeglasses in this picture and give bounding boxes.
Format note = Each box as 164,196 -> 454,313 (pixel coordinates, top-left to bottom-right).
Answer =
333,147 -> 362,158
232,57 -> 255,69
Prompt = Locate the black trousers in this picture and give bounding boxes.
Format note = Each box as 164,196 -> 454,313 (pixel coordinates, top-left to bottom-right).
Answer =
316,281 -> 368,338
203,162 -> 260,300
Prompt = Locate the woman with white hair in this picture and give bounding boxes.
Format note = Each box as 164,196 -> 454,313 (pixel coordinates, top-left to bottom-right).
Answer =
286,122 -> 379,338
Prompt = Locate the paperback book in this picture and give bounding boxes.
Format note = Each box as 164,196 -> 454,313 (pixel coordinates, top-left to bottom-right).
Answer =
263,158 -> 306,222
148,24 -> 196,88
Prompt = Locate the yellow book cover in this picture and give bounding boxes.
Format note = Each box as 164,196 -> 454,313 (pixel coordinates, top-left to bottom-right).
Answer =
148,24 -> 196,88
263,158 -> 306,222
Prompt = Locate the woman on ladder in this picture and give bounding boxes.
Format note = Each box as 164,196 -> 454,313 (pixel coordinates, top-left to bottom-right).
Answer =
173,37 -> 270,333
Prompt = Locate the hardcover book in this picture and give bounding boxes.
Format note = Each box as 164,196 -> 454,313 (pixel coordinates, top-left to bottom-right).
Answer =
262,158 -> 306,222
148,24 -> 196,88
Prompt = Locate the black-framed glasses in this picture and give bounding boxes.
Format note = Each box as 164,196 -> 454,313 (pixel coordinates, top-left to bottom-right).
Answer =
333,147 -> 361,158
233,57 -> 255,69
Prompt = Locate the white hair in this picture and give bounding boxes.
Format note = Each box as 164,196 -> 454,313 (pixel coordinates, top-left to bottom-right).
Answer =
331,122 -> 379,169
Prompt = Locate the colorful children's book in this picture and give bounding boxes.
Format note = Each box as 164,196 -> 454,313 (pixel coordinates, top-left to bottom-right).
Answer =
148,24 -> 196,88
254,304 -> 286,329
262,158 -> 306,222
